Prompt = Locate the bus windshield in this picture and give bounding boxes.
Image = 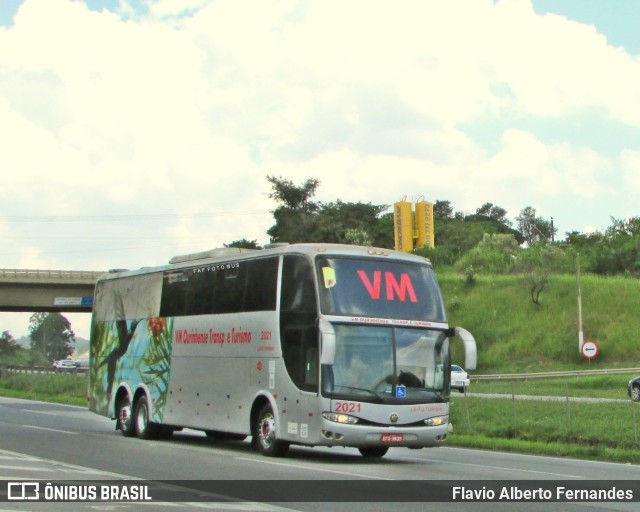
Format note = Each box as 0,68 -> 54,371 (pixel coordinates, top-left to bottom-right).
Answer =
316,256 -> 446,322
322,324 -> 450,403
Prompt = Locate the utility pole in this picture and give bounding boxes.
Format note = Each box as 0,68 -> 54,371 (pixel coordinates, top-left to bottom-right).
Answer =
576,253 -> 583,353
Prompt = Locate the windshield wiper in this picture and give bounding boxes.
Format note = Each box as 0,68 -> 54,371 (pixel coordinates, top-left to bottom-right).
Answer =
332,385 -> 384,403
426,388 -> 445,402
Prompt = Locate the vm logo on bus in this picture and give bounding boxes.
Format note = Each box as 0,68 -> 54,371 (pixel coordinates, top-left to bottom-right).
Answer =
357,270 -> 417,302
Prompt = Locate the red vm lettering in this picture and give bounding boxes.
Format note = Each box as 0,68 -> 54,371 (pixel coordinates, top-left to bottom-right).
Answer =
357,270 -> 418,302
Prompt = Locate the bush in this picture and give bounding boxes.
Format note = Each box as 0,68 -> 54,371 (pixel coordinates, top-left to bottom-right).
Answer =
455,234 -> 518,274
0,372 -> 86,406
415,245 -> 461,267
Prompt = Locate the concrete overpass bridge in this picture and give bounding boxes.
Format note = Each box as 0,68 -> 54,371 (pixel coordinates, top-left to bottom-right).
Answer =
0,269 -> 105,312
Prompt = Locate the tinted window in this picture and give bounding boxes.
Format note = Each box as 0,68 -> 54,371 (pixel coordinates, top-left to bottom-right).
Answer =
160,257 -> 278,317
316,256 -> 446,322
280,255 -> 319,392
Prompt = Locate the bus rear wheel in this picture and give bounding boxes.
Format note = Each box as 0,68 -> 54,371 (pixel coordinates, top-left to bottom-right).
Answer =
134,395 -> 161,440
254,404 -> 289,457
358,446 -> 389,458
117,395 -> 135,437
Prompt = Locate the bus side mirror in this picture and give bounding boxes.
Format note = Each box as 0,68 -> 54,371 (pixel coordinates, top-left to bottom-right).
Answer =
454,326 -> 477,370
319,318 -> 336,365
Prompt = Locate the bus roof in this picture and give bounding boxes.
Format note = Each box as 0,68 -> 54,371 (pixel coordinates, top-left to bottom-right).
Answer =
97,243 -> 432,281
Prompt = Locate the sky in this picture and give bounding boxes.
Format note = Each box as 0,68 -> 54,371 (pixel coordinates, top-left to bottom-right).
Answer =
1,0 -> 639,340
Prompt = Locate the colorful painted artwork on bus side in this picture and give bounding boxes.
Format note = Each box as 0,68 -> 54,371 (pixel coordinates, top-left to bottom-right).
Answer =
89,317 -> 173,422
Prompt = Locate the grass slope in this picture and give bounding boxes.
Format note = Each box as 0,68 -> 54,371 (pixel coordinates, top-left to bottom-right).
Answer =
439,273 -> 640,373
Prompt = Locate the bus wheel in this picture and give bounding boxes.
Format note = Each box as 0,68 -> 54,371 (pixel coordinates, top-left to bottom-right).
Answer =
117,395 -> 135,437
134,395 -> 160,440
254,404 -> 289,457
358,446 -> 389,458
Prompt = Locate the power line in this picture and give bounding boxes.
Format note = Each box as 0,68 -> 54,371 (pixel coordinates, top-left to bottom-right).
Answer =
0,211 -> 271,222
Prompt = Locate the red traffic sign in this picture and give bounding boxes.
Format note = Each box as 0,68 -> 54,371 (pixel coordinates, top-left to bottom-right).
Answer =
581,340 -> 599,359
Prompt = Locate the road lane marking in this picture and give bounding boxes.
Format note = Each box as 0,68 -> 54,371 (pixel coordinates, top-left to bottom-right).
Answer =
0,449 -> 304,510
23,409 -> 62,417
397,455 -> 581,479
235,457 -> 393,480
21,424 -> 77,435
122,502 -> 304,511
0,397 -> 86,409
0,464 -> 56,472
0,447 -> 140,479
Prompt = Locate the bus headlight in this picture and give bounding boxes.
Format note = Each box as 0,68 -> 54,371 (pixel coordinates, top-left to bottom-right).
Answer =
322,412 -> 359,425
424,415 -> 448,426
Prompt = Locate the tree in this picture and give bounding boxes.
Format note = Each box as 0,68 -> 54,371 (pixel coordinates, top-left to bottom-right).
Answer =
345,228 -> 373,246
225,239 -> 262,249
267,205 -> 318,243
605,216 -> 640,237
435,214 -> 523,254
314,200 -> 389,246
265,176 -> 391,247
471,202 -> 512,227
455,233 -> 519,274
514,244 -> 566,306
562,217 -> 640,275
516,206 -> 556,245
29,313 -> 75,363
0,330 -> 18,356
434,200 -> 454,219
266,175 -> 320,211
266,176 -> 320,243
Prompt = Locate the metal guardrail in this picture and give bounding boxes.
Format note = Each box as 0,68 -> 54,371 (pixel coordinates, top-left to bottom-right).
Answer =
0,269 -> 104,281
2,366 -> 638,380
2,365 -> 88,376
472,368 -> 640,381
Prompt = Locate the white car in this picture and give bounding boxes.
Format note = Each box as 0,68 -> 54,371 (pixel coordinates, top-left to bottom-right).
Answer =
53,359 -> 79,370
451,364 -> 470,392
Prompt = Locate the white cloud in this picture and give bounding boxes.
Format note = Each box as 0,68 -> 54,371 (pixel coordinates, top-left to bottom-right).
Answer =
621,150 -> 640,193
144,0 -> 211,18
550,144 -> 612,199
0,0 -> 638,290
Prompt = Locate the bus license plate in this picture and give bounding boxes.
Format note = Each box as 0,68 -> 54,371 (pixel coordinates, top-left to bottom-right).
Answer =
381,433 -> 403,444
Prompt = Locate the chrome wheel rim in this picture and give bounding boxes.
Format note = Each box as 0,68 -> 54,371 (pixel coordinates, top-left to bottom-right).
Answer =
136,401 -> 148,433
119,401 -> 132,431
258,413 -> 276,449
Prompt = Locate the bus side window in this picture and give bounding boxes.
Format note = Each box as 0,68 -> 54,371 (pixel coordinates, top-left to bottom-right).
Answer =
160,271 -> 188,317
280,255 -> 319,393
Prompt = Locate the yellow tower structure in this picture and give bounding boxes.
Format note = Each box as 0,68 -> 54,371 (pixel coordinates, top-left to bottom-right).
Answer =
393,201 -> 414,252
415,201 -> 435,249
393,199 -> 435,252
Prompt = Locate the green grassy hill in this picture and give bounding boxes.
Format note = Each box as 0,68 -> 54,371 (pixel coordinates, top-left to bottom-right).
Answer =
439,273 -> 640,373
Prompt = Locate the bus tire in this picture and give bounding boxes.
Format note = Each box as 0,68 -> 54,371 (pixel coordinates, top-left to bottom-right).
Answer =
116,395 -> 136,437
134,395 -> 161,440
358,446 -> 389,458
254,404 -> 289,457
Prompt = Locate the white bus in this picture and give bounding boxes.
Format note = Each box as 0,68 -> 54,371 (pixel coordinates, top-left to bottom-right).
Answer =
89,243 -> 476,458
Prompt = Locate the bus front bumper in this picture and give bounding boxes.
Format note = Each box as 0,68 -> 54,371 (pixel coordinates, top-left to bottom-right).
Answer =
317,421 -> 450,448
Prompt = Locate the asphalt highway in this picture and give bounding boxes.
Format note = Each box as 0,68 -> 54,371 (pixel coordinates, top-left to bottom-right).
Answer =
1,396 -> 639,512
